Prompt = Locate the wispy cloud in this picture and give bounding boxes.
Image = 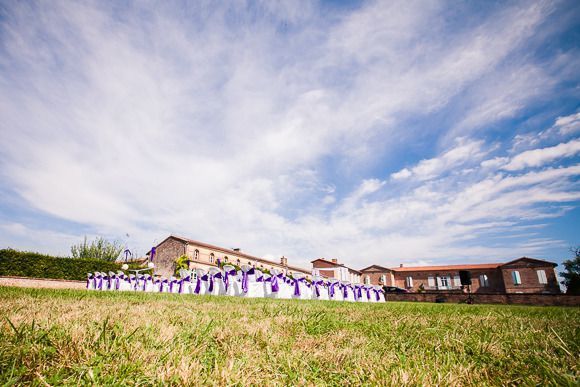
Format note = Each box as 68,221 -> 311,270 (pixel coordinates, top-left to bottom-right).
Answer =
0,1 -> 579,268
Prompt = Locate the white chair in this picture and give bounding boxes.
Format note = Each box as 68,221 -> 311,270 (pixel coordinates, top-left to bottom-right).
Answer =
262,274 -> 272,297
221,265 -> 239,296
311,276 -> 329,301
207,267 -> 225,296
373,285 -> 386,302
353,284 -> 366,302
238,265 -> 264,298
327,279 -> 343,301
86,273 -> 95,290
143,274 -> 155,292
108,271 -> 119,291
341,281 -> 356,302
267,269 -> 289,299
194,269 -> 209,295
176,274 -> 193,294
290,272 -> 311,300
129,274 -> 137,291
116,271 -> 131,291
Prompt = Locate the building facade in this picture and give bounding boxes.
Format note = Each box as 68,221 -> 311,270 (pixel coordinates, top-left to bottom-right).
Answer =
150,235 -> 312,278
311,258 -> 362,283
359,258 -> 560,294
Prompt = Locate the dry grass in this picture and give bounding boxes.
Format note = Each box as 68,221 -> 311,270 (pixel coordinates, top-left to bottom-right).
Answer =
0,286 -> 578,386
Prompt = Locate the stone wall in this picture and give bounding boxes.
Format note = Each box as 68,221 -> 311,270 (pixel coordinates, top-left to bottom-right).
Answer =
155,238 -> 187,277
385,291 -> 580,306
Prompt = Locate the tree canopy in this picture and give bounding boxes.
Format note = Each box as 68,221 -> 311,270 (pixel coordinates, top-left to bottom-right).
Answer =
560,247 -> 580,295
71,236 -> 123,262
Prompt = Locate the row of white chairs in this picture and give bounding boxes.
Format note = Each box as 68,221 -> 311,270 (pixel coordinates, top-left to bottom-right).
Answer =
86,265 -> 386,302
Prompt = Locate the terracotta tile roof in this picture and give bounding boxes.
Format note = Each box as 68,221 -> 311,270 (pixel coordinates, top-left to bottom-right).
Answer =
158,235 -> 311,274
391,263 -> 502,272
311,258 -> 362,274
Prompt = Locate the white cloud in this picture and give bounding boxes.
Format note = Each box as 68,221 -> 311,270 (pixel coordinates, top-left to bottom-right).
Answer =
554,112 -> 580,135
503,139 -> 580,171
0,1 -> 578,270
391,139 -> 486,181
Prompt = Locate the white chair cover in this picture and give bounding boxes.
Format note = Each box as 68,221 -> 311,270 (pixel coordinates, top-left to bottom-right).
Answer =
327,279 -> 343,301
194,269 -> 209,295
341,281 -> 356,302
238,265 -> 264,298
221,265 -> 239,296
311,276 -> 329,301
290,272 -> 311,300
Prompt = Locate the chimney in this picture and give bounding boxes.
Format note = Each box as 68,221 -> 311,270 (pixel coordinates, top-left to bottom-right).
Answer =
400,264 -> 404,268
233,248 -> 240,252
331,258 -> 338,264
280,256 -> 288,266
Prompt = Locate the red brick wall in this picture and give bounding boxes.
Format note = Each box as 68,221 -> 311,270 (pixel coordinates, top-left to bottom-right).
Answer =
385,292 -> 579,306
360,270 -> 395,286
501,264 -> 560,294
155,238 -> 187,277
391,269 -> 506,293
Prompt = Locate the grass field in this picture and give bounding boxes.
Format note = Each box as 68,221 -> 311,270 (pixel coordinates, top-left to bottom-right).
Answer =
0,286 -> 578,386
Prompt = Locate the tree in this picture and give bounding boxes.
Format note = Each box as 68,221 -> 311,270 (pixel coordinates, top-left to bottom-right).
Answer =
560,247 -> 580,295
71,236 -> 123,262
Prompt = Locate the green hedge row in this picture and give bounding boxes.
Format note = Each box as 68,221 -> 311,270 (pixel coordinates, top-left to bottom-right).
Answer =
0,249 -> 133,281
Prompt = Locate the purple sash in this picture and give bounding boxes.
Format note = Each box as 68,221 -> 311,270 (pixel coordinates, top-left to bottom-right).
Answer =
208,272 -> 222,293
292,277 -> 305,297
86,274 -> 93,289
159,278 -> 168,292
365,286 -> 372,300
178,276 -> 190,293
223,269 -> 236,291
329,282 -> 339,298
142,276 -> 149,292
195,274 -> 208,294
241,268 -> 255,294
270,273 -> 284,292
312,280 -> 324,298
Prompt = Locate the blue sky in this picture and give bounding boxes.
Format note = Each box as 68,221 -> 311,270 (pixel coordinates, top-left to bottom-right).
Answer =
0,0 -> 579,271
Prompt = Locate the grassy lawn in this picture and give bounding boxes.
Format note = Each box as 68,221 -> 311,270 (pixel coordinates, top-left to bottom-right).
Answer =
0,286 -> 578,385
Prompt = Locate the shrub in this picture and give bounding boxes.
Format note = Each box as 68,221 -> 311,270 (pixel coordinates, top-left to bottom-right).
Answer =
70,236 -> 123,262
0,248 -> 136,281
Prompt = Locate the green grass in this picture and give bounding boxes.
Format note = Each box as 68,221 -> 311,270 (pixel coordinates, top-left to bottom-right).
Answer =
0,286 -> 578,386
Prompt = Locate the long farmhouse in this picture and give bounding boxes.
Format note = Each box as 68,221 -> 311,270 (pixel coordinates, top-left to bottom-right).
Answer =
151,235 -> 560,294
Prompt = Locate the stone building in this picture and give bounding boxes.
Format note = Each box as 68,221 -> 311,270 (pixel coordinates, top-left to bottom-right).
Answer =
359,257 -> 560,294
311,258 -> 361,283
149,235 -> 312,278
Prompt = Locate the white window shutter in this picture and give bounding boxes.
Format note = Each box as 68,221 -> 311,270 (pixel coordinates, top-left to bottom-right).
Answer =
453,276 -> 461,287
436,276 -> 443,288
512,271 -> 521,285
406,276 -> 413,288
537,270 -> 547,284
428,277 -> 435,287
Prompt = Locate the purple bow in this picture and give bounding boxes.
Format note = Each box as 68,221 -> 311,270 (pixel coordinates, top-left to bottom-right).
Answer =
292,277 -> 305,297
241,268 -> 255,294
365,286 -> 371,300
223,269 -> 236,291
86,274 -> 93,289
270,273 -> 284,293
195,275 -> 206,294
312,280 -> 323,298
329,282 -> 339,298
178,276 -> 190,293
208,272 -> 222,293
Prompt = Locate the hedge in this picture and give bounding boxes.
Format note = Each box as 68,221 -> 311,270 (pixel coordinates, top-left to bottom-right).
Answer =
0,249 -> 138,281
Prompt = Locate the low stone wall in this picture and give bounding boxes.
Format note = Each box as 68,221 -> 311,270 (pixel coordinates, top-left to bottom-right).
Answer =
0,276 -> 86,290
385,292 -> 580,306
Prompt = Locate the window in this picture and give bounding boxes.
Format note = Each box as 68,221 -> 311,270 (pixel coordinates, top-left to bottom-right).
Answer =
209,253 -> 215,263
237,259 -> 240,265
364,276 -> 371,285
453,276 -> 461,287
224,256 -> 229,262
537,270 -> 547,284
512,271 -> 521,285
440,276 -> 449,288
406,276 -> 413,288
479,274 -> 489,287
428,277 -> 435,288
194,250 -> 199,260
380,274 -> 386,284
